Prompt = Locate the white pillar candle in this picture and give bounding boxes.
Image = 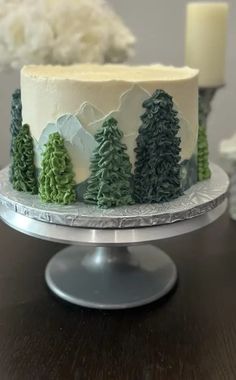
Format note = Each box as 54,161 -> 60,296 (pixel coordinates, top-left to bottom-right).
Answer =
185,2 -> 228,88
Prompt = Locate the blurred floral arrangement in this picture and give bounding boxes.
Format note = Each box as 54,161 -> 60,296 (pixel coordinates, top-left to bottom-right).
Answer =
0,0 -> 135,70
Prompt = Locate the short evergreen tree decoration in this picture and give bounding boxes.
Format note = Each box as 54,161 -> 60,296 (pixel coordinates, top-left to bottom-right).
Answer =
11,124 -> 38,194
197,125 -> 211,181
84,117 -> 134,208
39,132 -> 76,205
197,93 -> 211,181
134,89 -> 183,203
10,89 -> 22,155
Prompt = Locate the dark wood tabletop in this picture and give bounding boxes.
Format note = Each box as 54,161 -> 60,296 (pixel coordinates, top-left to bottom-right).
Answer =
0,211 -> 236,380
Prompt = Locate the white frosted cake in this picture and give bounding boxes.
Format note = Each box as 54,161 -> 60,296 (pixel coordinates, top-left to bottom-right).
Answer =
11,64 -> 199,207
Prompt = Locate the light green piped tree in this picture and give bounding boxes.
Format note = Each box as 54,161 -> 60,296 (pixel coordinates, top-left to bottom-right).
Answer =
39,132 -> 76,205
84,117 -> 134,208
11,124 -> 38,194
197,125 -> 211,181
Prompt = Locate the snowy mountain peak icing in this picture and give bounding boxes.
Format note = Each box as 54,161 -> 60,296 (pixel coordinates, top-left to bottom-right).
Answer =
36,114 -> 97,183
88,84 -> 151,167
76,102 -> 104,136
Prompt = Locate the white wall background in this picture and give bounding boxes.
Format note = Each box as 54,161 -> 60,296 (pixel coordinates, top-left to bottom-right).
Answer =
0,0 -> 235,167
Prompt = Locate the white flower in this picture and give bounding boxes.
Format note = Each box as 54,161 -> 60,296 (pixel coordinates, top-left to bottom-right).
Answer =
0,0 -> 135,70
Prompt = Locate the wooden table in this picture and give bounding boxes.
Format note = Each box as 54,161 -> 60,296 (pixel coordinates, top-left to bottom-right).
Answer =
0,211 -> 235,380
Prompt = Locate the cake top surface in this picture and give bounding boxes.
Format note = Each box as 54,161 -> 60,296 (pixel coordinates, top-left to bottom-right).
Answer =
22,64 -> 199,82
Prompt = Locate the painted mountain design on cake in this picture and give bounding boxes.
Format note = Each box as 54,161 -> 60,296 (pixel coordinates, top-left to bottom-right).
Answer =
34,84 -> 196,193
76,102 -> 104,136
89,84 -> 150,168
175,104 -> 197,161
35,114 -> 97,183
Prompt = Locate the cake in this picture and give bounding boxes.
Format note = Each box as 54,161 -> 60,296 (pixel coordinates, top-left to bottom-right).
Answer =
10,64 -> 199,207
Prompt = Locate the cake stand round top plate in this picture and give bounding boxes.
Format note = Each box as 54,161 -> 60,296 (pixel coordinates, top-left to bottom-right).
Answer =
0,164 -> 228,229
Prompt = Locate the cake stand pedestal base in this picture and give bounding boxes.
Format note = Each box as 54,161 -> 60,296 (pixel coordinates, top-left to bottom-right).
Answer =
45,245 -> 177,309
0,160 -> 228,310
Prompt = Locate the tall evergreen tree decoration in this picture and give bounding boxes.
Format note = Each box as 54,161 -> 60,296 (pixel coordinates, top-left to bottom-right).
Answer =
39,132 -> 76,205
197,93 -> 211,181
10,89 -> 22,155
134,89 -> 182,203
84,117 -> 134,208
11,124 -> 38,194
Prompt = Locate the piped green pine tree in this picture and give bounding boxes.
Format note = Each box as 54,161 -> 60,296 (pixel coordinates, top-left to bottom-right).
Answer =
197,93 -> 211,181
11,124 -> 38,194
10,89 -> 22,155
134,89 -> 182,203
9,89 -> 23,183
84,117 -> 134,208
197,125 -> 211,181
39,132 -> 76,205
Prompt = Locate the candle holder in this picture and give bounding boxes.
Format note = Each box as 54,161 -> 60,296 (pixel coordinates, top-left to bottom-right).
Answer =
199,86 -> 224,128
199,88 -> 218,128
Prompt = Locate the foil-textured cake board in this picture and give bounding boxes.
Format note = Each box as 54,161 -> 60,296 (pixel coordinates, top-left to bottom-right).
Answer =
0,164 -> 228,229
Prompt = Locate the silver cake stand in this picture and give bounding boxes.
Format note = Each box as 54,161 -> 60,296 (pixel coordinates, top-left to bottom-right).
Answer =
0,164 -> 229,310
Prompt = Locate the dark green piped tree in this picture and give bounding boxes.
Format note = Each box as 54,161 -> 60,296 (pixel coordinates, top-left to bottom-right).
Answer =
11,124 -> 38,194
84,117 -> 134,208
134,89 -> 182,203
197,93 -> 211,181
10,89 -> 22,155
39,132 -> 76,205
